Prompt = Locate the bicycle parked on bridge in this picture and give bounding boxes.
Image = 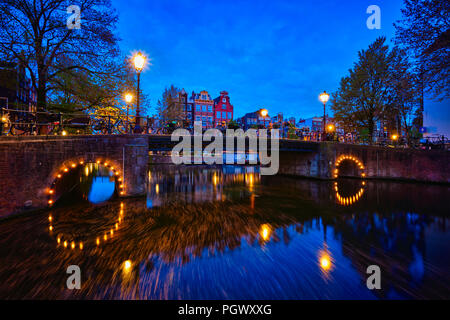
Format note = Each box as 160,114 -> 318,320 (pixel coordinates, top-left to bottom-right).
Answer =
0,109 -> 38,136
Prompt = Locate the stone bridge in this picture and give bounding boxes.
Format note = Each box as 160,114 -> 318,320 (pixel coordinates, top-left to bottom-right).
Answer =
0,134 -> 448,218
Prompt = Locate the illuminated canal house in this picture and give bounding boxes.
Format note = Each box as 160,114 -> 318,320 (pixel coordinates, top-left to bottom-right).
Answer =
192,90 -> 215,129
213,91 -> 234,128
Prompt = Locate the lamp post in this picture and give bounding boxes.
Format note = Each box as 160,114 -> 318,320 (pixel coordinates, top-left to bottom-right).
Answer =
133,52 -> 146,133
124,93 -> 133,133
260,109 -> 268,128
319,91 -> 330,141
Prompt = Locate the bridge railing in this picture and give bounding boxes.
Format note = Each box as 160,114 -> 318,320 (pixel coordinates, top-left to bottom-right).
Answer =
0,107 -> 154,136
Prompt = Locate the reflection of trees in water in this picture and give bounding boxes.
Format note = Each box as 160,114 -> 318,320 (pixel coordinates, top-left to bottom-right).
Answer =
262,176 -> 450,299
0,171 -> 449,299
334,212 -> 450,299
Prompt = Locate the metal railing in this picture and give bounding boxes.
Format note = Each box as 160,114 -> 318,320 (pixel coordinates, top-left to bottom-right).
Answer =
0,107 -> 154,136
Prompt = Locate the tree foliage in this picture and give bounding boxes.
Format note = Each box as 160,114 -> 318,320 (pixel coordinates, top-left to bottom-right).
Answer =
157,85 -> 183,123
331,37 -> 422,145
0,0 -> 121,111
394,0 -> 450,100
331,37 -> 393,142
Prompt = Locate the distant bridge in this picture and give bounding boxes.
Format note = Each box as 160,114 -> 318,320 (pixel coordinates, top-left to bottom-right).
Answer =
0,134 -> 448,218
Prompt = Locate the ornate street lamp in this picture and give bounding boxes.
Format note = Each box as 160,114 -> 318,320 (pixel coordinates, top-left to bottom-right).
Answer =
124,93 -> 133,133
132,52 -> 146,133
319,91 -> 330,141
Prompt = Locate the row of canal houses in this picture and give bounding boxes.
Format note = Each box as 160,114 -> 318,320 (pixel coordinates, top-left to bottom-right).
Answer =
175,88 -> 274,131
176,89 -> 234,129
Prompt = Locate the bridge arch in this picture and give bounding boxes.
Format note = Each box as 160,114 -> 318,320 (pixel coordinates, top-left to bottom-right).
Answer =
333,154 -> 366,179
46,157 -> 125,207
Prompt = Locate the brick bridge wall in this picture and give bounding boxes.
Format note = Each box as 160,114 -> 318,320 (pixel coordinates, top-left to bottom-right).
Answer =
148,136 -> 449,183
0,135 -> 148,218
1,135 -> 448,218
278,142 -> 450,183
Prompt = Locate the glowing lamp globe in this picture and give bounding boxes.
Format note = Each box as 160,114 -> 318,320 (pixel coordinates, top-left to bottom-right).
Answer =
133,53 -> 146,71
319,91 -> 330,104
124,93 -> 133,104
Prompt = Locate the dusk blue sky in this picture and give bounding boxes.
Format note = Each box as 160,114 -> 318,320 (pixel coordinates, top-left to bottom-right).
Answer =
113,0 -> 449,136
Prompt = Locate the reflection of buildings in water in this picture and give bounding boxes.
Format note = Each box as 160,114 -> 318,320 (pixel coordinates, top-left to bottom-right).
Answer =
146,166 -> 261,208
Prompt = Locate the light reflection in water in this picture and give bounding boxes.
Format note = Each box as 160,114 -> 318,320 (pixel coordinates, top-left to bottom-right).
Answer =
1,167 -> 449,299
335,180 -> 365,206
259,224 -> 272,242
48,201 -> 126,250
146,165 -> 260,209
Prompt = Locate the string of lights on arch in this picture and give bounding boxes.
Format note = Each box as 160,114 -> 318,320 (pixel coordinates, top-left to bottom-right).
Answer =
333,154 -> 366,179
334,154 -> 366,206
46,159 -> 126,250
47,159 -> 125,206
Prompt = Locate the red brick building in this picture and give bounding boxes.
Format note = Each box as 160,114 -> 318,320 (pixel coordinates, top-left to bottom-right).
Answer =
213,91 -> 233,128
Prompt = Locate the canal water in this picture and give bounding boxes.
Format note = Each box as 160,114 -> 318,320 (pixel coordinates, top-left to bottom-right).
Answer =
0,164 -> 449,299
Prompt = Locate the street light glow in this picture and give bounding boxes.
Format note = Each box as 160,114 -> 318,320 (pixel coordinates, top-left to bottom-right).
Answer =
319,91 -> 330,104
133,52 -> 146,71
391,134 -> 398,140
260,109 -> 268,117
124,93 -> 133,103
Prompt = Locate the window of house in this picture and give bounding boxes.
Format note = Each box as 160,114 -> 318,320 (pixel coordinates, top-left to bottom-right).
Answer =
222,98 -> 226,103
196,105 -> 201,112
202,105 -> 207,112
187,105 -> 191,111
208,105 -> 212,112
222,112 -> 226,119
201,94 -> 206,100
208,116 -> 213,123
196,116 -> 201,121
222,104 -> 226,109
227,112 -> 232,119
216,112 -> 221,118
